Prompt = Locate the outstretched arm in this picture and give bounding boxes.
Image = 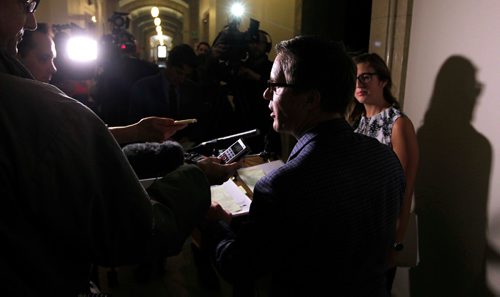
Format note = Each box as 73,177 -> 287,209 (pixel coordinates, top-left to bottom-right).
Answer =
109,116 -> 187,144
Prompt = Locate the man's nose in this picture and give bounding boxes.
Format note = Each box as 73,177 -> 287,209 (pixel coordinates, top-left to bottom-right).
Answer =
50,62 -> 57,74
263,87 -> 272,100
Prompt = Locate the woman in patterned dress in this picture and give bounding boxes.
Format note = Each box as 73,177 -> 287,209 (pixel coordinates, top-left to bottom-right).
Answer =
348,53 -> 419,292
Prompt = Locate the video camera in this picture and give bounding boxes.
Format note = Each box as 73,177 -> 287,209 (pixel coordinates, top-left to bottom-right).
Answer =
102,12 -> 136,56
108,12 -> 130,34
211,18 -> 261,77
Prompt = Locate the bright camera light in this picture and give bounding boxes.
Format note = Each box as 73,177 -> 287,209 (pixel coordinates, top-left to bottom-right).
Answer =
158,45 -> 167,58
151,6 -> 159,18
67,36 -> 98,62
230,3 -> 245,18
154,17 -> 161,26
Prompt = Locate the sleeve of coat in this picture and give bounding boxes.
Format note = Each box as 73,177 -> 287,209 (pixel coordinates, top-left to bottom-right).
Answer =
147,164 -> 211,256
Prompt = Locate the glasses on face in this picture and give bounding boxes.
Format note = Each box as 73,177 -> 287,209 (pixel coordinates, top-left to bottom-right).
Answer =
21,0 -> 39,13
356,72 -> 378,84
267,80 -> 299,94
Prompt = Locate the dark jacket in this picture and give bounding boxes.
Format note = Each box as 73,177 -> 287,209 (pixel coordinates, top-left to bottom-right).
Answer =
0,49 -> 210,296
205,119 -> 405,296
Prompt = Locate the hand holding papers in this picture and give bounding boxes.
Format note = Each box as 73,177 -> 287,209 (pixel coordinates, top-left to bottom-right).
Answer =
140,159 -> 285,217
211,159 -> 285,216
211,179 -> 251,217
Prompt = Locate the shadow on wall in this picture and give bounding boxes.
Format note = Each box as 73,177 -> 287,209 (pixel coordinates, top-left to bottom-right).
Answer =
486,213 -> 500,292
409,56 -> 494,296
410,56 -> 493,297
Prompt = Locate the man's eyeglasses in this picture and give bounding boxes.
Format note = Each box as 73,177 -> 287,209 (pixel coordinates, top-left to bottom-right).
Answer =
356,72 -> 378,84
267,80 -> 299,94
21,0 -> 39,13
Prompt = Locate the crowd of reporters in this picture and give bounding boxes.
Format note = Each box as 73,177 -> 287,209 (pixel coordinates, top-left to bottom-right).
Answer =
2,1 -> 417,296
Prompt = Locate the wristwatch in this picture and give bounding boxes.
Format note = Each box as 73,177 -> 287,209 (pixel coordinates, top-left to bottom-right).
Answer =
393,242 -> 404,251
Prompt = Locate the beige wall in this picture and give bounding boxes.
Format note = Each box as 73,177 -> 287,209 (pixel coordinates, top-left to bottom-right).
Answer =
403,0 -> 500,296
197,0 -> 298,60
370,0 -> 412,107
35,0 -> 99,31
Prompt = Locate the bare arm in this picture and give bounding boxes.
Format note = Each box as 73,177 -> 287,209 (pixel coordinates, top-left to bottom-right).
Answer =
391,115 -> 419,246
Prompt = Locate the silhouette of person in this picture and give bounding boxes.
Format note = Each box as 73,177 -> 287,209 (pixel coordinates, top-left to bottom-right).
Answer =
411,55 -> 493,297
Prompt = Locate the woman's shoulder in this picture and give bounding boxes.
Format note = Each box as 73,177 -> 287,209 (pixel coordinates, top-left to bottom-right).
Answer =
392,110 -> 416,136
385,106 -> 403,118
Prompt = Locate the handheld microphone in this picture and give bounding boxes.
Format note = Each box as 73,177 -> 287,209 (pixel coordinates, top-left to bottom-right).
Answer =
188,129 -> 260,153
200,129 -> 260,146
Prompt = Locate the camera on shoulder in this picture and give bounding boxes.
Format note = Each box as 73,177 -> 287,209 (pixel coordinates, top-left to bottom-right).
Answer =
211,18 -> 261,76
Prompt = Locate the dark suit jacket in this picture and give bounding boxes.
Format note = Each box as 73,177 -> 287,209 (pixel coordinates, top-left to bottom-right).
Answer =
205,119 -> 405,297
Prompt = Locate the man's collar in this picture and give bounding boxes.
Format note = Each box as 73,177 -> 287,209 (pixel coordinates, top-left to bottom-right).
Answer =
287,118 -> 350,162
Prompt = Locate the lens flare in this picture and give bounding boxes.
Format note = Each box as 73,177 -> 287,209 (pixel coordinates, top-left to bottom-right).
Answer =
67,36 -> 98,62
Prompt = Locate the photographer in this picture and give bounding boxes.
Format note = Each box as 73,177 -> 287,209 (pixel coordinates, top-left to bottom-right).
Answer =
200,21 -> 281,155
93,13 -> 159,126
233,29 -> 280,154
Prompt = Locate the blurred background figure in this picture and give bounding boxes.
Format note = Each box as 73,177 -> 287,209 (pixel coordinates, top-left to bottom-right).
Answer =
17,23 -> 57,83
129,44 -> 208,148
233,29 -> 280,155
93,13 -> 159,126
193,41 -> 210,83
198,21 -> 281,157
195,41 -> 210,56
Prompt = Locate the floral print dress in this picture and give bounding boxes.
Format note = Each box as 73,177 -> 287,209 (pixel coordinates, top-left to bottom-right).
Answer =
354,106 -> 403,148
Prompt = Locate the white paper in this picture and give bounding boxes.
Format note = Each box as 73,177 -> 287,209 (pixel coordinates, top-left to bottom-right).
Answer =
237,160 -> 284,192
211,179 -> 252,217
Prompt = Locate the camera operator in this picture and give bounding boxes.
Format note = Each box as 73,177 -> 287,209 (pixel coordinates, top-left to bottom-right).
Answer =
233,29 -> 281,154
200,21 -> 281,156
93,13 -> 159,126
